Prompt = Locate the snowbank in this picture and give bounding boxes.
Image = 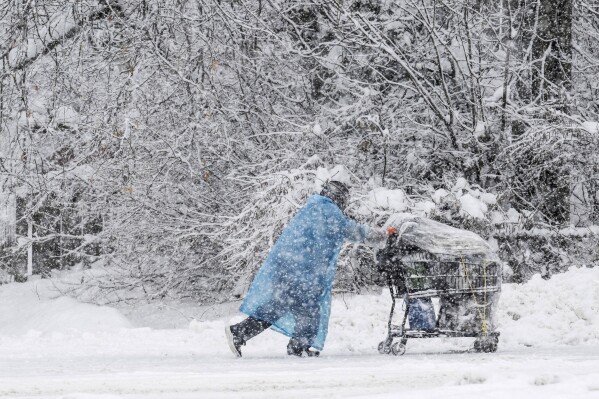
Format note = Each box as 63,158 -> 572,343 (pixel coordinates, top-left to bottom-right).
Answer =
0,278 -> 131,336
498,266 -> 599,347
0,266 -> 596,352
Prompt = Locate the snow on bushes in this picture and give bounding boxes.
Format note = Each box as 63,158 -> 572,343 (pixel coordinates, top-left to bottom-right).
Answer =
357,176 -> 500,225
459,193 -> 488,220
361,187 -> 410,213
315,164 -> 353,189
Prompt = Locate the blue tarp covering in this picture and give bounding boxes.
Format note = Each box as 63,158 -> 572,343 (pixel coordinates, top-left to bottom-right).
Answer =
240,194 -> 371,350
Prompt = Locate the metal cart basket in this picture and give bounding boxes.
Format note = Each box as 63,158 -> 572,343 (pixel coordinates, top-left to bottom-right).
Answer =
376,214 -> 502,356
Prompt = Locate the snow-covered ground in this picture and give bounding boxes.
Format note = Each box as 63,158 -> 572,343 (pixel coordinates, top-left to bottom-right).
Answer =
1,267 -> 598,398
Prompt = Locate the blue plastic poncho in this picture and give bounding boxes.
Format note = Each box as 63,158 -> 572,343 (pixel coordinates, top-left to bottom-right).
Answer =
240,194 -> 372,350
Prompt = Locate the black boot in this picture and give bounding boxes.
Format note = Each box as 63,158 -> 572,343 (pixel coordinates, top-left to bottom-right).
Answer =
287,338 -> 320,357
225,324 -> 245,357
226,317 -> 272,358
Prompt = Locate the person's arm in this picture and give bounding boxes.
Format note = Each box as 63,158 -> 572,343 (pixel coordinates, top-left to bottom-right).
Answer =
366,226 -> 397,248
345,219 -> 397,249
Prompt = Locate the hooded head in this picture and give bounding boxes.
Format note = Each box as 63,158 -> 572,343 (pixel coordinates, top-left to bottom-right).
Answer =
320,180 -> 350,211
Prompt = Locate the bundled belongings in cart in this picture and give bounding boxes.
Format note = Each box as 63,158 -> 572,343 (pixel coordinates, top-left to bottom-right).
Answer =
376,213 -> 502,356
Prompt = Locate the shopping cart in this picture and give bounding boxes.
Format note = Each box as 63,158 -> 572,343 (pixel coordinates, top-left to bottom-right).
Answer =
376,214 -> 502,356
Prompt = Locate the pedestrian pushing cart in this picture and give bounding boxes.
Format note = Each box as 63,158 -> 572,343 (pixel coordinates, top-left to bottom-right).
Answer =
376,214 -> 502,356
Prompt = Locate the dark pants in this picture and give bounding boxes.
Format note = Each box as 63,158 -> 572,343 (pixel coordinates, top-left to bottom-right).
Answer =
230,316 -> 272,343
232,300 -> 320,347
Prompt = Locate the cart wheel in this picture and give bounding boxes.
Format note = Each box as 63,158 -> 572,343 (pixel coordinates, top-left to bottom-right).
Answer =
391,342 -> 406,356
486,336 -> 499,353
378,340 -> 393,355
474,336 -> 499,353
487,341 -> 498,353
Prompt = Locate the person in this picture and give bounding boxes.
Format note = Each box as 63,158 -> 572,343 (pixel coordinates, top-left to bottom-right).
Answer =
225,179 -> 397,357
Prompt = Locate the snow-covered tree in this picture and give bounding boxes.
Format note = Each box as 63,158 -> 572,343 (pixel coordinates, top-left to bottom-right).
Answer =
1,0 -> 598,298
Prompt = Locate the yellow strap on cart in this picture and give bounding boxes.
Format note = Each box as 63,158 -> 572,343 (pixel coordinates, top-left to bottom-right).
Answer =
461,257 -> 489,336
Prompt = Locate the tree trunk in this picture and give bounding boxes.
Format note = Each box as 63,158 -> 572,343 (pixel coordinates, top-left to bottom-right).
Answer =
531,0 -> 573,103
512,0 -> 573,224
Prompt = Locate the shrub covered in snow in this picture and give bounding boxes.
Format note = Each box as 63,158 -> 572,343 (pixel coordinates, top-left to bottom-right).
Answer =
2,0 -> 599,304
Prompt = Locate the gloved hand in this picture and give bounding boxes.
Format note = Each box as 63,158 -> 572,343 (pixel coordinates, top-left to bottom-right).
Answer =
385,222 -> 417,238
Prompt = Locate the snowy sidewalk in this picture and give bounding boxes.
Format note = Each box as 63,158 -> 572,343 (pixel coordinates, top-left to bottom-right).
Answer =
2,345 -> 599,398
